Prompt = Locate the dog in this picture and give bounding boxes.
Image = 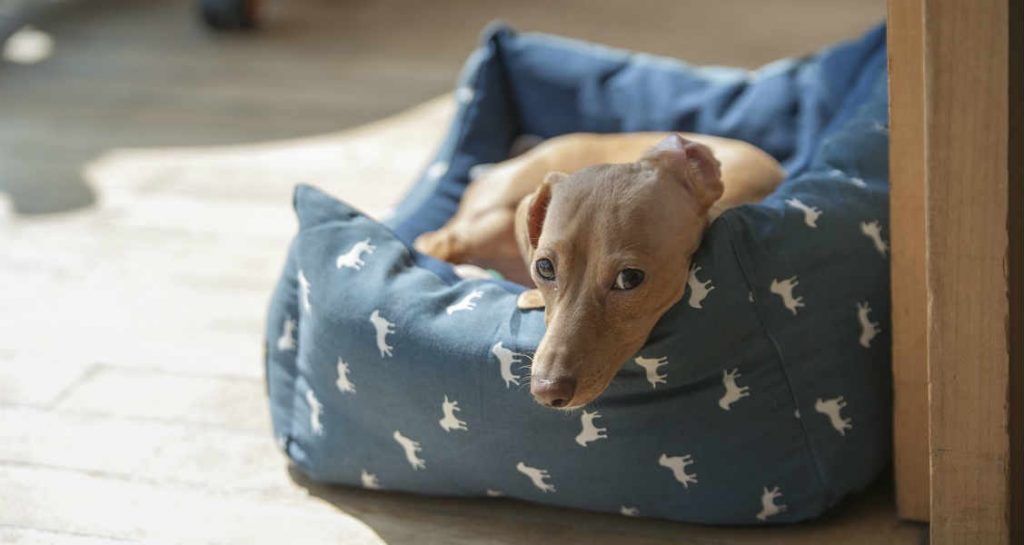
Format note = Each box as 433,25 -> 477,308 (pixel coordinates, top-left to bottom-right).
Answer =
415,132 -> 784,408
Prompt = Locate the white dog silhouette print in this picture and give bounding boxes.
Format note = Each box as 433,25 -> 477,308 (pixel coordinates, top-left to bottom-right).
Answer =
446,290 -> 483,315
856,302 -> 881,348
860,220 -> 889,256
276,316 -> 296,352
718,368 -> 750,411
686,265 -> 715,309
815,396 -> 853,436
756,486 -> 787,521
770,277 -> 805,315
439,395 -> 468,432
305,389 -> 323,436
297,269 -> 312,314
336,238 -> 376,270
785,198 -> 822,228
369,310 -> 396,358
620,506 -> 640,517
455,86 -> 475,104
335,358 -> 355,394
491,341 -> 528,388
575,410 -> 608,447
658,453 -> 698,488
634,356 -> 668,388
393,430 -> 425,470
828,168 -> 867,188
516,462 -> 555,493
361,470 -> 381,490
425,161 -> 449,181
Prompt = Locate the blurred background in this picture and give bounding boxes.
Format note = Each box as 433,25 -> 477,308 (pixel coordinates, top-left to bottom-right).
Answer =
1,0 -> 884,215
1,2 -> 904,544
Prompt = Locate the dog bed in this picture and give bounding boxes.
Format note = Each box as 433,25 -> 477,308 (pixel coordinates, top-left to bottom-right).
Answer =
264,23 -> 891,525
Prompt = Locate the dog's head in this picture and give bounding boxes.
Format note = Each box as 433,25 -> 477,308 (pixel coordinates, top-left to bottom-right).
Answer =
516,134 -> 723,409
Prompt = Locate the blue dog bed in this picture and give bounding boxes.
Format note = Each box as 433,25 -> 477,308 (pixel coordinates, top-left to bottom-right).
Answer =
265,23 -> 891,525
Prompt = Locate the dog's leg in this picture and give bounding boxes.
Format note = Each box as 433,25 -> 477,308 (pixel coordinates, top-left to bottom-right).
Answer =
413,146 -> 559,280
415,132 -> 782,281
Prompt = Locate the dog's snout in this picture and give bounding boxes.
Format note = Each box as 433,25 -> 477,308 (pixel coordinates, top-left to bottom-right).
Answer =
531,377 -> 577,408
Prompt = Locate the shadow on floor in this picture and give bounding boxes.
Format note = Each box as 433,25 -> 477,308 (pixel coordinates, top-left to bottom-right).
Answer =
0,0 -> 885,217
288,465 -> 926,545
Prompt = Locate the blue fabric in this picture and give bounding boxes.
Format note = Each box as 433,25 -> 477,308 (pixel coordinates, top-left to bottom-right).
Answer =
265,23 -> 891,525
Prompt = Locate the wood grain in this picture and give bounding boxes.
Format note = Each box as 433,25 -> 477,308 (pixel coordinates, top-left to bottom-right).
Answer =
1009,3 -> 1022,543
923,0 -> 1013,543
0,375 -> 928,545
886,0 -> 930,522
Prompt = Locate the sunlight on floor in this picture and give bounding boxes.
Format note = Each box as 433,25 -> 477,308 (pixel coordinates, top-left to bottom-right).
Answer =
3,25 -> 53,64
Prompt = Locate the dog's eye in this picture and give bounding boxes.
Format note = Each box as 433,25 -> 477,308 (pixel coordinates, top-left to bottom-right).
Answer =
535,258 -> 556,281
613,268 -> 645,291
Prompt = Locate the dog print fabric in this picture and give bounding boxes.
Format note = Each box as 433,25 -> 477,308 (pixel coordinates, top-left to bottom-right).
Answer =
264,23 -> 891,525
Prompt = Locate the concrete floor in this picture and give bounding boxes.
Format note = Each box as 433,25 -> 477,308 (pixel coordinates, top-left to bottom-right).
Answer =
0,1 -> 930,543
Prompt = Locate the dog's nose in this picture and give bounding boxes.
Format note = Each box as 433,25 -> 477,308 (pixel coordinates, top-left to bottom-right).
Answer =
531,377 -> 576,408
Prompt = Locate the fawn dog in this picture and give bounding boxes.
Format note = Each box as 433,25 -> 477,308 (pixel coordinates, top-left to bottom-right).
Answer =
416,133 -> 784,408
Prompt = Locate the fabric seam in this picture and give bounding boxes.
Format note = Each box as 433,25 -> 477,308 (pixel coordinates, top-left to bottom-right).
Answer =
719,210 -> 834,506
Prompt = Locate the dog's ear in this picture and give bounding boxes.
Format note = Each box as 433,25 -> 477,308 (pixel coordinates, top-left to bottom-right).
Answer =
645,134 -> 724,210
526,171 -> 567,248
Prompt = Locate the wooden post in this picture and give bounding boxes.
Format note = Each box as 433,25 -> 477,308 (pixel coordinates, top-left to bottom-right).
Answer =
888,0 -> 1020,538
1009,4 -> 1022,543
921,0 -> 1015,543
886,0 -> 930,522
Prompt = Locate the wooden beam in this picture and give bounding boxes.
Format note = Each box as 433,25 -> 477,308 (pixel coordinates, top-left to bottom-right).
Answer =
923,0 -> 1014,543
1007,2 -> 1022,543
886,0 -> 930,522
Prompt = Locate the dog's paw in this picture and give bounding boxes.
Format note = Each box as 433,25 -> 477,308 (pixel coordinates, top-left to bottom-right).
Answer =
412,230 -> 446,257
516,289 -> 545,310
414,230 -> 465,262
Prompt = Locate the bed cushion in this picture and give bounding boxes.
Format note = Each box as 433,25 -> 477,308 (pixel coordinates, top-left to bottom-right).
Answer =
264,23 -> 891,525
